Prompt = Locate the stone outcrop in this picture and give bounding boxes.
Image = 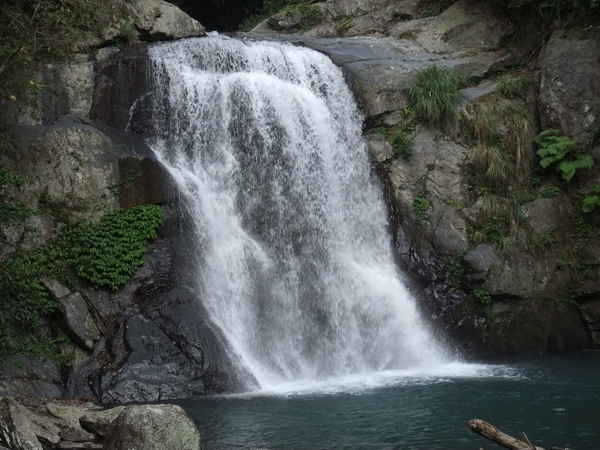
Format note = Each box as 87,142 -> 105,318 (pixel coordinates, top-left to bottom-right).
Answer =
103,404 -> 203,450
538,31 -> 600,144
0,397 -> 202,450
83,0 -> 205,49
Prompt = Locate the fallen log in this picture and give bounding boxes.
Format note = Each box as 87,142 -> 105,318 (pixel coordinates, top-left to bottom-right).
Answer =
467,419 -> 545,450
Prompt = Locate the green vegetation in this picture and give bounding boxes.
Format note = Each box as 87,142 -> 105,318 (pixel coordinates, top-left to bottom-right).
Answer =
412,192 -> 430,228
0,0 -> 103,93
582,185 -> 600,213
536,129 -> 593,182
539,226 -> 558,249
1,163 -> 164,362
0,244 -> 65,363
391,131 -> 413,159
540,186 -> 561,198
109,170 -> 142,197
473,288 -> 492,304
65,205 -> 164,290
404,63 -> 466,127
492,0 -> 600,28
0,162 -> 32,226
449,248 -> 469,279
283,3 -> 322,19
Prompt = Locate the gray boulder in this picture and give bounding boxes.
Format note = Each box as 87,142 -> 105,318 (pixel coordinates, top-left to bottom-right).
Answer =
103,404 -> 203,450
43,403 -> 98,443
83,0 -> 204,49
7,117 -> 120,221
538,31 -> 600,143
521,197 -> 568,236
125,0 -> 205,42
80,407 -> 125,438
0,397 -> 60,450
57,293 -> 101,351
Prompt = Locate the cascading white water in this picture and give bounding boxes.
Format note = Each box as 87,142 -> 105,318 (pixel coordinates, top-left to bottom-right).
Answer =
144,35 -> 452,391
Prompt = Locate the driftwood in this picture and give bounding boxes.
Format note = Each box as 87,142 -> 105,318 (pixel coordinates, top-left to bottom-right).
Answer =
468,419 -> 546,450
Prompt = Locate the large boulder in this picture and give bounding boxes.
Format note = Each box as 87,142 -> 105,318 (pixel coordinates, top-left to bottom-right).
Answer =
103,404 -> 203,450
79,0 -> 204,49
538,31 -> 600,143
4,117 -> 120,221
80,407 -> 125,438
0,397 -> 60,450
43,403 -> 98,443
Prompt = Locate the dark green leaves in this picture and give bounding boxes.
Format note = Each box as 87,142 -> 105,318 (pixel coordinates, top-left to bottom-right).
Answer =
63,205 -> 164,291
535,129 -> 593,182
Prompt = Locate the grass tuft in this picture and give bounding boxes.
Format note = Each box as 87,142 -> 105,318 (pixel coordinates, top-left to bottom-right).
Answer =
404,63 -> 465,127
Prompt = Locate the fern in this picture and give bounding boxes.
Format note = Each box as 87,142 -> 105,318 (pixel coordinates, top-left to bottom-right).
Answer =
557,155 -> 594,182
535,129 -> 593,181
582,185 -> 600,213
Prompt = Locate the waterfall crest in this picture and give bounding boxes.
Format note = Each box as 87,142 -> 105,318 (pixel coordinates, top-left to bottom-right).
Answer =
145,36 -> 450,391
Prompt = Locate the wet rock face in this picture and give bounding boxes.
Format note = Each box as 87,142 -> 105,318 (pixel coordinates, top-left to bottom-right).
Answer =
91,45 -> 151,133
78,227 -> 240,403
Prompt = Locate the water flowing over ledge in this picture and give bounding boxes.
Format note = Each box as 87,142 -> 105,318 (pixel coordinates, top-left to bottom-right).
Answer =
144,35 -> 461,392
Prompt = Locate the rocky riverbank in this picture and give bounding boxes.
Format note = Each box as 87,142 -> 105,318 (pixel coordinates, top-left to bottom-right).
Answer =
0,396 -> 203,449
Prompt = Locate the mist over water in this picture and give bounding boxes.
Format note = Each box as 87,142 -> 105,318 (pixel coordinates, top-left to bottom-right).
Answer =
144,35 -> 461,392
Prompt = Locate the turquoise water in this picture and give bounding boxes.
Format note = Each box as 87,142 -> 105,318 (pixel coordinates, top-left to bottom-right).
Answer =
179,354 -> 600,449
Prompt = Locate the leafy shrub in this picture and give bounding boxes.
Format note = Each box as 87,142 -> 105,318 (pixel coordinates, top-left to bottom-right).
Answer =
404,63 -> 465,127
536,129 -> 593,182
473,289 -> 491,304
0,204 -> 163,362
582,185 -> 600,213
283,4 -> 322,19
0,244 -> 65,362
0,162 -> 32,226
391,131 -> 413,159
412,193 -> 430,228
64,205 -> 164,290
449,249 -> 469,279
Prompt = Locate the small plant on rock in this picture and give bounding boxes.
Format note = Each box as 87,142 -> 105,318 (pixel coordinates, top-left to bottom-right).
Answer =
582,185 -> 600,213
404,63 -> 465,127
391,131 -> 413,159
412,192 -> 430,228
535,129 -> 593,182
473,289 -> 492,304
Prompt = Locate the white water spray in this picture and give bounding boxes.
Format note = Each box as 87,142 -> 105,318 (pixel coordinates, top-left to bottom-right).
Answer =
145,36 -> 454,391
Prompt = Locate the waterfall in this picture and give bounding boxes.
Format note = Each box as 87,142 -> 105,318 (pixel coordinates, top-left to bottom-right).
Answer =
144,35 -> 450,391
